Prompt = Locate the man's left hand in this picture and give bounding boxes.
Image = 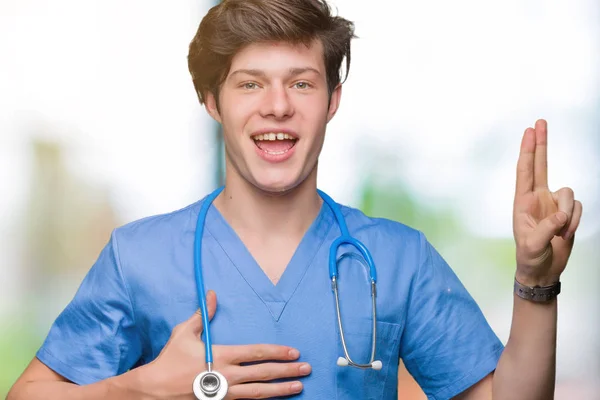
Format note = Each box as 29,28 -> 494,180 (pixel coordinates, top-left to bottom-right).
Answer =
513,119 -> 583,287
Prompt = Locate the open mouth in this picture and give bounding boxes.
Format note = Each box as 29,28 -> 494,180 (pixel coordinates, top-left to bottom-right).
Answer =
252,132 -> 298,155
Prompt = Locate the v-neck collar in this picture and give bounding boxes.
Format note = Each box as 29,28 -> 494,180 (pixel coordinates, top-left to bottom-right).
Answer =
204,201 -> 334,321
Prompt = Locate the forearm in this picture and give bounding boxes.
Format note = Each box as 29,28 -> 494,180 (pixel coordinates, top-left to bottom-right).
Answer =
7,368 -> 151,400
493,294 -> 557,400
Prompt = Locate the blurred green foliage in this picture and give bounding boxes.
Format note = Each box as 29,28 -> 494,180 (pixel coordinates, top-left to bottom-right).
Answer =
358,178 -> 519,310
0,313 -> 43,397
359,180 -> 461,244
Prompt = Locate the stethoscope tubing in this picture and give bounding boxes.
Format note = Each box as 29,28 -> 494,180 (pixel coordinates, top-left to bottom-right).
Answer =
194,187 -> 379,370
317,189 -> 377,282
193,186 -> 224,365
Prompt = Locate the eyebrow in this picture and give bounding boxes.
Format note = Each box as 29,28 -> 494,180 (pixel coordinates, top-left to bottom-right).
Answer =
228,67 -> 322,79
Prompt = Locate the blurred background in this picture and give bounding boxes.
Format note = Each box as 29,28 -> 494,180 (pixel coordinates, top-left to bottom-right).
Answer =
1,0 -> 598,398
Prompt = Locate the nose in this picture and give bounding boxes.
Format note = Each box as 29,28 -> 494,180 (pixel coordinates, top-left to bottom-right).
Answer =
259,85 -> 294,120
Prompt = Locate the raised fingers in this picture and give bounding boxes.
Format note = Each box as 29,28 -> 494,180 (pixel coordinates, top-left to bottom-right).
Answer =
226,381 -> 303,399
228,361 -> 311,385
515,127 -> 536,197
534,119 -> 549,189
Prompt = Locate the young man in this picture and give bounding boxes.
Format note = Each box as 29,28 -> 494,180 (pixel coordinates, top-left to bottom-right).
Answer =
8,0 -> 583,399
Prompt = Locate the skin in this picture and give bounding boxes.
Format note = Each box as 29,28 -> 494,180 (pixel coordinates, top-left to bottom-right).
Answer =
208,40 -> 338,195
7,39 -> 582,400
204,40 -> 342,284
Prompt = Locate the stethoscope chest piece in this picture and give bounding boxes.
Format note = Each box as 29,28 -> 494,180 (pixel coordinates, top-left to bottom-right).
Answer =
193,370 -> 228,400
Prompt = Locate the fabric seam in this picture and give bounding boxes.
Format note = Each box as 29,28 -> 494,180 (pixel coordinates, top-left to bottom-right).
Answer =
37,347 -> 98,384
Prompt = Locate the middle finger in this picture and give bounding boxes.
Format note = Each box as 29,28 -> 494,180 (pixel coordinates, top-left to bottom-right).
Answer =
534,119 -> 549,189
228,362 -> 312,385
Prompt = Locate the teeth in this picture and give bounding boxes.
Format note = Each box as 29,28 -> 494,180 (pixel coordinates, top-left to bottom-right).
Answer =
264,148 -> 291,155
252,132 -> 295,141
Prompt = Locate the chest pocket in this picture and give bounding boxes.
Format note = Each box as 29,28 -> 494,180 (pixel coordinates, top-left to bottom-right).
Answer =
335,317 -> 402,399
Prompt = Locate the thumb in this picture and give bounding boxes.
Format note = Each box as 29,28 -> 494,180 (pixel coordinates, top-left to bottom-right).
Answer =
188,290 -> 218,336
530,211 -> 568,251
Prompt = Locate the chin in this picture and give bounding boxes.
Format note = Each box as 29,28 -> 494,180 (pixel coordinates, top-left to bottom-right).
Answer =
251,174 -> 303,196
241,160 -> 316,196
254,181 -> 296,195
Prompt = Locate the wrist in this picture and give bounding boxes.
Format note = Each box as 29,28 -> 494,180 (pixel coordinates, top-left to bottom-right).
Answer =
515,271 -> 560,287
109,365 -> 157,400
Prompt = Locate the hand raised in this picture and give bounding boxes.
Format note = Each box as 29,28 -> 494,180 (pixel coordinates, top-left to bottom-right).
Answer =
142,291 -> 311,399
513,119 -> 583,286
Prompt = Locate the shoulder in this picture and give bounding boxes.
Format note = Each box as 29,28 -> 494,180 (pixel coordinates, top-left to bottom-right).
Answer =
339,203 -> 425,243
336,203 -> 428,261
111,198 -> 205,249
105,198 -> 208,297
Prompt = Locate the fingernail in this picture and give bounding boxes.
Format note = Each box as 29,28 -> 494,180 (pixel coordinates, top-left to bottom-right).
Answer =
299,363 -> 311,374
291,382 -> 302,393
289,349 -> 300,358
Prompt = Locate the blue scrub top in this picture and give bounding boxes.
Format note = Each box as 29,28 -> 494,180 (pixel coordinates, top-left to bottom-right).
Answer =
36,194 -> 504,400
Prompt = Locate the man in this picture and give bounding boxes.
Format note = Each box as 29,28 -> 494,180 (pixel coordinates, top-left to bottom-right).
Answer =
7,0 -> 583,399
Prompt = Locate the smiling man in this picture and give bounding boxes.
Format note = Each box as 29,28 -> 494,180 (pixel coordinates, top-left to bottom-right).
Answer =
8,1 -> 583,399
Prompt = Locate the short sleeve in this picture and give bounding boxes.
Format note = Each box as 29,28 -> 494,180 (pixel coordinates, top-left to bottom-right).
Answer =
36,230 -> 142,385
400,234 -> 504,400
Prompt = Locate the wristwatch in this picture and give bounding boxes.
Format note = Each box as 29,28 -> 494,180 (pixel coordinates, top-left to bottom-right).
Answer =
514,278 -> 561,302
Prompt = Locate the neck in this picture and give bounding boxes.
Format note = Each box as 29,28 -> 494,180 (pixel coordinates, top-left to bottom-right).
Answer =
213,167 -> 322,238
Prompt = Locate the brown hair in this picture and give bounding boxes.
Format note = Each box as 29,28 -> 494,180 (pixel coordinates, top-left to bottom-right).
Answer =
188,0 -> 356,106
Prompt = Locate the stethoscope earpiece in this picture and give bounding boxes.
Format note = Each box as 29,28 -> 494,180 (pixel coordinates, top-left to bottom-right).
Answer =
337,356 -> 349,367
371,360 -> 383,370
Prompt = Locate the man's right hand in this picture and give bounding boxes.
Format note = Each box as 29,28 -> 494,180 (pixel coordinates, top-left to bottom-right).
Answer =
140,290 -> 312,399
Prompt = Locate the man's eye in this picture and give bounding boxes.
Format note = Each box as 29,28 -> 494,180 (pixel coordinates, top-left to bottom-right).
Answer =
243,82 -> 258,90
294,82 -> 311,89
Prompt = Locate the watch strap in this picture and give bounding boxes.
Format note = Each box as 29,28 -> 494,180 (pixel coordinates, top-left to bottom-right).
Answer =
514,278 -> 561,302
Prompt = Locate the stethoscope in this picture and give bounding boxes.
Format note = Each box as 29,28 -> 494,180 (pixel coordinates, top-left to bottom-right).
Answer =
192,186 -> 381,400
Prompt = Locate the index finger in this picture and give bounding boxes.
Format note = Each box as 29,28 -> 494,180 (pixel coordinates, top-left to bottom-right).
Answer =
224,344 -> 301,364
515,127 -> 535,196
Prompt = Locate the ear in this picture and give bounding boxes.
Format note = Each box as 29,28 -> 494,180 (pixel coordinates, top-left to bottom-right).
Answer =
203,91 -> 222,124
326,84 -> 342,123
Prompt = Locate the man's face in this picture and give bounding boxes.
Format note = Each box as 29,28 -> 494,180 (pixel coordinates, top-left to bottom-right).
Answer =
205,40 -> 341,194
